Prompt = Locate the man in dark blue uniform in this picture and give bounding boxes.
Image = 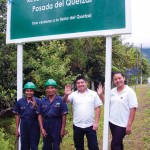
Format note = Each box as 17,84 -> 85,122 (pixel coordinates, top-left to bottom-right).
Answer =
37,79 -> 68,150
13,82 -> 40,150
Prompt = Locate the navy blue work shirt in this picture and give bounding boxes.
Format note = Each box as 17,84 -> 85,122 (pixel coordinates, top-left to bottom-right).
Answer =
13,96 -> 40,118
37,95 -> 68,118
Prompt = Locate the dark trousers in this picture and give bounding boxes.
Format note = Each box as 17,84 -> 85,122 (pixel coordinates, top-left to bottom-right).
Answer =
73,124 -> 99,150
42,118 -> 62,150
109,122 -> 126,150
20,118 -> 40,150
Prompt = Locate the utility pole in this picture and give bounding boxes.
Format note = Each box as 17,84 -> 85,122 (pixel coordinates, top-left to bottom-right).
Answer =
140,43 -> 142,84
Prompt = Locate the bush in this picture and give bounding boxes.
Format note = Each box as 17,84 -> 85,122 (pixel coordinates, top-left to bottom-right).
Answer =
0,128 -> 10,150
0,117 -> 16,150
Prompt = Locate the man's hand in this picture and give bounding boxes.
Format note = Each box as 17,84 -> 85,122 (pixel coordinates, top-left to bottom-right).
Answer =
64,84 -> 72,96
41,128 -> 47,137
97,83 -> 103,96
92,123 -> 99,131
31,98 -> 38,108
126,124 -> 132,135
60,128 -> 66,138
97,83 -> 105,102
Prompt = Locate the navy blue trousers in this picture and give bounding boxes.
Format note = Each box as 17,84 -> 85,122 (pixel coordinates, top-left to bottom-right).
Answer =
109,122 -> 126,150
20,118 -> 40,150
73,125 -> 99,150
42,118 -> 62,150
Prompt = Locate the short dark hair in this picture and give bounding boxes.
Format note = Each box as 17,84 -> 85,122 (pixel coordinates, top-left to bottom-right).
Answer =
75,76 -> 87,84
112,72 -> 125,79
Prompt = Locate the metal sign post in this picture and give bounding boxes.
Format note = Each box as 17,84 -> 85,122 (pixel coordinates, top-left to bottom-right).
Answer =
103,36 -> 112,150
17,44 -> 23,100
17,44 -> 23,150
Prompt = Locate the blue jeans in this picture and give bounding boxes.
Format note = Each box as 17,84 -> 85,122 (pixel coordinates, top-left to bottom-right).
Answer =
73,125 -> 99,150
109,122 -> 126,150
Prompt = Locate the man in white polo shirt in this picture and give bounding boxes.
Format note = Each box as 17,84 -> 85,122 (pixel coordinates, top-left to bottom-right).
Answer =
63,76 -> 103,150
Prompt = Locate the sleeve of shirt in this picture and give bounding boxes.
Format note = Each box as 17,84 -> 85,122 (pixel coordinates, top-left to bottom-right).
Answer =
61,100 -> 69,115
128,88 -> 138,108
68,92 -> 74,103
94,92 -> 103,108
13,100 -> 21,115
36,100 -> 42,115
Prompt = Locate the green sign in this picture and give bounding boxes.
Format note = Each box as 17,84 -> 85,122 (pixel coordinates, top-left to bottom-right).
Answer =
6,0 -> 130,43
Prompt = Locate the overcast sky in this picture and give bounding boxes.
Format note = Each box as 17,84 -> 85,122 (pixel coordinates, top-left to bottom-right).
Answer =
123,0 -> 150,48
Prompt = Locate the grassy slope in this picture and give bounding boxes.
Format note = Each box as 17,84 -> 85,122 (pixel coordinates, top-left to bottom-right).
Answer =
123,84 -> 150,150
62,84 -> 150,149
0,84 -> 150,149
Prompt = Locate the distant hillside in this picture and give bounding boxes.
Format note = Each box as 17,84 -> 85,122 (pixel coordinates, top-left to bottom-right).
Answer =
141,48 -> 150,62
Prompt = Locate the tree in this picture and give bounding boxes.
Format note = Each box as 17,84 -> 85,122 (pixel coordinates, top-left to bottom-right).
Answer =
23,40 -> 75,95
0,0 -> 17,110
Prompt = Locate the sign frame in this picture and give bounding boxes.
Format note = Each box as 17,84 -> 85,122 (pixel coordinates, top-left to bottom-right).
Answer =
6,0 -> 131,44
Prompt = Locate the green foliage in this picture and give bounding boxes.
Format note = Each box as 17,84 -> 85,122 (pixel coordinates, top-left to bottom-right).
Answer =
23,41 -> 76,95
0,117 -> 16,150
0,0 -> 17,108
0,128 -> 10,150
65,37 -> 106,89
0,85 -> 16,110
112,36 -> 137,72
0,30 -> 17,110
0,0 -> 7,33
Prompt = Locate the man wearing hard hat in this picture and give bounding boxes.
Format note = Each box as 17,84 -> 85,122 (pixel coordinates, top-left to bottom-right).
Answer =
37,79 -> 68,150
13,82 -> 40,150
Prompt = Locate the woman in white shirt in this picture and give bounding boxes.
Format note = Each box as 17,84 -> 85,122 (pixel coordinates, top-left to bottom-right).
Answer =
97,72 -> 138,150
